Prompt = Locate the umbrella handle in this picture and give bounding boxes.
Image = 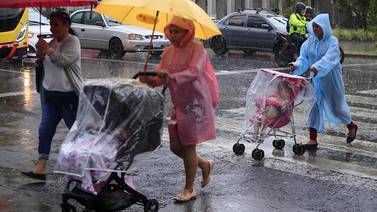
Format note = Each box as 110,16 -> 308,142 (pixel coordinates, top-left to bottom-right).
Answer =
143,11 -> 160,72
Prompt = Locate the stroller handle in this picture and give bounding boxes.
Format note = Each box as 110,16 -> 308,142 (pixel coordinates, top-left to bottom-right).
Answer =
132,71 -> 159,79
133,71 -> 168,95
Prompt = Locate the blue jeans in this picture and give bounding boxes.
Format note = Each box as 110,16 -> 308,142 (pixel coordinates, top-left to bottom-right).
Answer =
38,88 -> 78,160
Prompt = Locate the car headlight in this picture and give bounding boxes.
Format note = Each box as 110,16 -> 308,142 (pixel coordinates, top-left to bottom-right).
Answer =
128,34 -> 143,40
16,23 -> 28,42
28,32 -> 34,39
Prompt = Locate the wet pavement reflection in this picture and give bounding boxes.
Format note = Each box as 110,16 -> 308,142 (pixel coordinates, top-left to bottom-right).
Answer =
0,51 -> 376,211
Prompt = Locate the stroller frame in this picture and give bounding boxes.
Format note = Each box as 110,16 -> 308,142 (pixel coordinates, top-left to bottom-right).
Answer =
59,73 -> 165,212
233,78 -> 309,160
61,170 -> 159,212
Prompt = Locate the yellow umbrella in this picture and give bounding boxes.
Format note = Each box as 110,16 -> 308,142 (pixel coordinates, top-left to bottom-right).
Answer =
94,0 -> 221,40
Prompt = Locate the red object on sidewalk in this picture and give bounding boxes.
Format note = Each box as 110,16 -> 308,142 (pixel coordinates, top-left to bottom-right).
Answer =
6,43 -> 18,60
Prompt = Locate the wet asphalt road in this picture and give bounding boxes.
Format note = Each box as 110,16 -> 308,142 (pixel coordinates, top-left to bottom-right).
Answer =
0,50 -> 376,212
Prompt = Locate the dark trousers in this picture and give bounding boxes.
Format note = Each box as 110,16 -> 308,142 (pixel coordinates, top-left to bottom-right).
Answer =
38,88 -> 78,160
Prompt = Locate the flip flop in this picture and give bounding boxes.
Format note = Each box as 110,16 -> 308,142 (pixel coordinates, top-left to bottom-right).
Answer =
21,171 -> 46,181
201,160 -> 215,188
303,143 -> 318,150
174,190 -> 197,202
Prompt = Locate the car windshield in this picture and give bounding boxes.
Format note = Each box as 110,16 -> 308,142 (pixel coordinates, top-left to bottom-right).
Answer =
266,16 -> 287,30
28,8 -> 49,25
0,8 -> 23,19
104,15 -> 121,26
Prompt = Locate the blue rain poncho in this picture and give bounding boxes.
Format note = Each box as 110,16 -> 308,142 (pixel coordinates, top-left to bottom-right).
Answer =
292,14 -> 352,133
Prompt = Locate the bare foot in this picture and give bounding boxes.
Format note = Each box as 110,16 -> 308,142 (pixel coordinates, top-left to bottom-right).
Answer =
33,165 -> 46,174
201,160 -> 215,188
174,189 -> 197,202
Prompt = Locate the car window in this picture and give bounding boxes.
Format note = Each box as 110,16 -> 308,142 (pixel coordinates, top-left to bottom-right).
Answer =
247,16 -> 268,28
71,12 -> 84,24
267,16 -> 287,30
28,8 -> 49,25
83,12 -> 103,26
226,15 -> 245,27
104,15 -> 121,26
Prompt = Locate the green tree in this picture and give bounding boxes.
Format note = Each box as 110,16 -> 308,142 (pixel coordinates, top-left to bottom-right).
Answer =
334,0 -> 377,29
271,0 -> 309,17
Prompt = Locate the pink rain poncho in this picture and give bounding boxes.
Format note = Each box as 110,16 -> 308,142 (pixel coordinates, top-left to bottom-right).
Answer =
150,16 -> 219,145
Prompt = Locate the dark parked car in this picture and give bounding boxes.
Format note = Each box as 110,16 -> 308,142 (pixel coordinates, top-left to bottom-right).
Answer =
210,9 -> 287,56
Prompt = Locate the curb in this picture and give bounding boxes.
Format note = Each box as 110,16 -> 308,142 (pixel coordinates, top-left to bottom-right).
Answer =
344,53 -> 377,59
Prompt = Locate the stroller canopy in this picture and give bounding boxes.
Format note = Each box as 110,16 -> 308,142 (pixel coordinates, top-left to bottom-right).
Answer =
245,69 -> 315,129
56,79 -> 164,177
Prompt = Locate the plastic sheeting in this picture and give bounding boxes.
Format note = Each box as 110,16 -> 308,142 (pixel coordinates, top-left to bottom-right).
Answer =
244,69 -> 315,132
55,79 -> 164,178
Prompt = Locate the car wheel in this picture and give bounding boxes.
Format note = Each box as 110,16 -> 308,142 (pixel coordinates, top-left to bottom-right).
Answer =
211,36 -> 227,55
243,49 -> 256,56
27,45 -> 36,57
274,51 -> 290,67
109,38 -> 125,59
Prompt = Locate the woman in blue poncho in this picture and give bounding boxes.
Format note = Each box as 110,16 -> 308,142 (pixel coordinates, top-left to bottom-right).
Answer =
289,13 -> 358,150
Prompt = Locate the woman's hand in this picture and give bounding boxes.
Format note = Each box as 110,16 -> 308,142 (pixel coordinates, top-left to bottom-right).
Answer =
37,37 -> 49,51
158,71 -> 175,83
37,37 -> 55,56
288,63 -> 295,74
302,67 -> 318,78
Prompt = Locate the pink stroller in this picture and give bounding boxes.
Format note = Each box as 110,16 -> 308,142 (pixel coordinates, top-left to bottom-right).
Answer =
233,69 -> 315,160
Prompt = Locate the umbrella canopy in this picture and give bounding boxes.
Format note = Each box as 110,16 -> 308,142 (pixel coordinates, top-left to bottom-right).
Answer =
0,0 -> 96,8
94,0 -> 221,40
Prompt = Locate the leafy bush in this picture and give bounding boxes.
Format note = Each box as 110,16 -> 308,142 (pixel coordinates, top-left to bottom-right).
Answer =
333,29 -> 377,41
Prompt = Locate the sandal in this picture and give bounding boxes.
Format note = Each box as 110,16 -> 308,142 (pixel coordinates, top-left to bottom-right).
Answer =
303,142 -> 318,150
346,124 -> 358,143
21,171 -> 46,181
201,160 -> 215,188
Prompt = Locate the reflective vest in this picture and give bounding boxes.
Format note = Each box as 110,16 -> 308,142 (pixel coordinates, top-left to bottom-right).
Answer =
289,13 -> 307,35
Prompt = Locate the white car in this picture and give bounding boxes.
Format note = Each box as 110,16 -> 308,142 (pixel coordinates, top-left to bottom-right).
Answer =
27,7 -> 53,57
70,9 -> 170,59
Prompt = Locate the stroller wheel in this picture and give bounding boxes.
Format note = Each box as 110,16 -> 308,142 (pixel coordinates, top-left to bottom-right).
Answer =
293,144 -> 305,155
252,148 -> 264,160
272,139 -> 285,150
233,143 -> 245,155
144,199 -> 159,212
61,203 -> 76,212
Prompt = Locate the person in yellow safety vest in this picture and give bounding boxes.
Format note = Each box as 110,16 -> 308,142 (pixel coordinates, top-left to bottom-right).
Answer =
288,2 -> 307,53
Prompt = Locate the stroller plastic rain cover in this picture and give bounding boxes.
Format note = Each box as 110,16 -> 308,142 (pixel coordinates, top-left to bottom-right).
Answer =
55,79 -> 164,179
244,69 -> 315,132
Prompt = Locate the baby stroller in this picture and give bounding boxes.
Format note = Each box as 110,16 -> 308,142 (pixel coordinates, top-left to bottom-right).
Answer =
55,73 -> 164,212
233,69 -> 314,160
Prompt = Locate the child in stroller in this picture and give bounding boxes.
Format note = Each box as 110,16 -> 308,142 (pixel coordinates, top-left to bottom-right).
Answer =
252,80 -> 295,140
55,78 -> 164,212
233,69 -> 314,160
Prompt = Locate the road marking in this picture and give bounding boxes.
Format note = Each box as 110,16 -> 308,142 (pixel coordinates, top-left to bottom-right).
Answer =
0,68 -> 34,75
0,90 -> 37,98
358,89 -> 377,96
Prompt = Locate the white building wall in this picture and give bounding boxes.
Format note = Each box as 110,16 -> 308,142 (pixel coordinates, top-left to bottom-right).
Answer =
207,0 -> 216,18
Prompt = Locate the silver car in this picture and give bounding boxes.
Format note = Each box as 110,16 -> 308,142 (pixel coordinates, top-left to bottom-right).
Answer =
70,9 -> 170,59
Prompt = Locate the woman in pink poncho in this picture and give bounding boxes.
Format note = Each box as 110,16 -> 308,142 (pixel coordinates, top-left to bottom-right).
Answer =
140,16 -> 219,202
